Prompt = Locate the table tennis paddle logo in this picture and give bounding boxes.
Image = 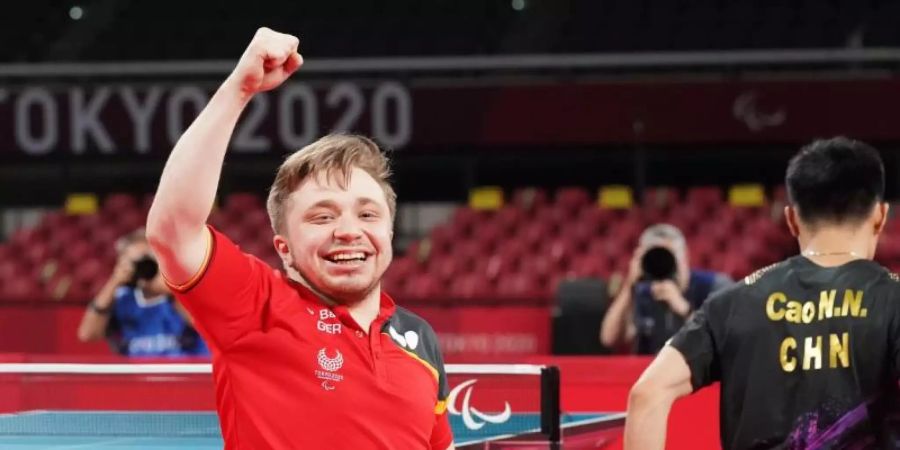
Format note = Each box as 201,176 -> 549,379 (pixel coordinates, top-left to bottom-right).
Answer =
447,379 -> 512,430
388,325 -> 419,350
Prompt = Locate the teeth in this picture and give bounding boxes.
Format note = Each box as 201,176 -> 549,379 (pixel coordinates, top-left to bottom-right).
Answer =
330,252 -> 366,261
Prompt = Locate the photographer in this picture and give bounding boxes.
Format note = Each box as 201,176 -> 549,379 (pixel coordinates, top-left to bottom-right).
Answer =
77,229 -> 209,357
600,224 -> 732,354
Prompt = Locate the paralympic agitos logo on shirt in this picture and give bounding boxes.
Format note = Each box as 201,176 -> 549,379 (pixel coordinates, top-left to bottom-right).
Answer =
316,348 -> 344,391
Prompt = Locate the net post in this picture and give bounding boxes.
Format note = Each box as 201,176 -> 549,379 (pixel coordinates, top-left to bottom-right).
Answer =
540,365 -> 561,446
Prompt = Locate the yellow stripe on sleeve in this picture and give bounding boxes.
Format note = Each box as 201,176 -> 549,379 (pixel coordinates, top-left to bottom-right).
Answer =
164,227 -> 214,293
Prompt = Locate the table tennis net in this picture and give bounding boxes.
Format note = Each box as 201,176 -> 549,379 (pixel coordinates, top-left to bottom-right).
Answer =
0,363 -> 561,442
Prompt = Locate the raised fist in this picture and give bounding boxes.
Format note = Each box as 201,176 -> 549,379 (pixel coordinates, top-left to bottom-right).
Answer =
229,27 -> 302,97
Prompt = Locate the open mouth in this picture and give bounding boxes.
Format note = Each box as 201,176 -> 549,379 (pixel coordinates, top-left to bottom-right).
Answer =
324,251 -> 370,265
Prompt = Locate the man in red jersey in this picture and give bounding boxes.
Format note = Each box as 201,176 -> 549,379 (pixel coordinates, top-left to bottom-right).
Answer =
147,27 -> 454,450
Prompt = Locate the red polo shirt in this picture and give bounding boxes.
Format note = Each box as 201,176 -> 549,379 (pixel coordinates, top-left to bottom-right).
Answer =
169,226 -> 453,450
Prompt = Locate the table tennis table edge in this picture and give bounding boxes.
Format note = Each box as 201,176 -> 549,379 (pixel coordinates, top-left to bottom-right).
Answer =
455,412 -> 626,448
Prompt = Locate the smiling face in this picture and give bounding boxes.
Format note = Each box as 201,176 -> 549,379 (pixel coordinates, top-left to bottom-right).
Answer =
273,167 -> 393,305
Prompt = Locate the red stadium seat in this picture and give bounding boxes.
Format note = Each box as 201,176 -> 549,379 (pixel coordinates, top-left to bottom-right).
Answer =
511,188 -> 549,212
103,193 -> 139,213
468,222 -> 503,252
515,221 -> 556,250
403,273 -> 444,302
643,186 -> 680,210
691,222 -> 733,249
385,256 -> 417,283
90,225 -> 123,249
76,214 -> 107,232
428,255 -> 468,284
567,254 -> 612,279
0,259 -> 30,282
566,218 -> 599,244
878,236 -> 900,263
731,206 -> 767,223
219,223 -> 250,247
542,236 -> 578,269
518,256 -> 554,283
41,211 -> 78,230
242,208 -> 271,230
451,207 -> 483,236
207,209 -> 229,229
427,225 -> 457,257
719,254 -> 753,280
544,203 -> 577,228
72,259 -> 106,285
82,278 -> 105,301
255,253 -> 281,270
380,270 -> 406,297
448,273 -> 493,300
495,205 -> 524,233
686,186 -> 724,209
23,241 -> 52,265
555,187 -> 591,212
485,242 -> 528,282
495,272 -> 545,303
239,240 -> 270,259
483,255 -> 510,283
116,210 -> 146,234
1,277 -> 42,302
225,193 -> 263,213
730,236 -> 781,268
579,207 -> 613,231
10,227 -> 45,248
449,240 -> 486,263
59,241 -> 99,266
587,238 -> 627,262
687,237 -> 721,268
667,202 -> 706,227
606,221 -> 643,250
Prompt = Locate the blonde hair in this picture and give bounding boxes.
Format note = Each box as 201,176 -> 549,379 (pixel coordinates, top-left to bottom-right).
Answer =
266,134 -> 396,234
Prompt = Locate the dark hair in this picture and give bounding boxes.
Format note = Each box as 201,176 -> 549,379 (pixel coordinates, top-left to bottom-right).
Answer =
786,137 -> 884,226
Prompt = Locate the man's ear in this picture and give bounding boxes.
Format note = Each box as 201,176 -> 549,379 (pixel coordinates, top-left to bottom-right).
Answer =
273,234 -> 292,266
874,202 -> 889,235
785,206 -> 800,238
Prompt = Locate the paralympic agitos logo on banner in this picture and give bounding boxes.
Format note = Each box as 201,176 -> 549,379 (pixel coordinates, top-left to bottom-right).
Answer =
447,379 -> 512,430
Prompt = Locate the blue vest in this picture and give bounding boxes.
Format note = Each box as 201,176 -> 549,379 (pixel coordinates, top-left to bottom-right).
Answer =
109,287 -> 209,357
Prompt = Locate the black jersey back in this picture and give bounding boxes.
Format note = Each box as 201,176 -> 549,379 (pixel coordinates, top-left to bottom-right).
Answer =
670,256 -> 900,450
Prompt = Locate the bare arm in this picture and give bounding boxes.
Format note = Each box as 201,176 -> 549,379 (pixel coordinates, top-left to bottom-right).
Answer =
77,278 -> 118,342
601,250 -> 643,349
624,346 -> 694,450
599,282 -> 637,348
77,255 -> 134,342
146,28 -> 301,285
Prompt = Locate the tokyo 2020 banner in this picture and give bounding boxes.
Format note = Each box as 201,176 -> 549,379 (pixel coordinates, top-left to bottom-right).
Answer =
1,77 -> 899,158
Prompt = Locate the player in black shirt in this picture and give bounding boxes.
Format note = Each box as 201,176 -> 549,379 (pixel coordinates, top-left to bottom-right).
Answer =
625,137 -> 900,450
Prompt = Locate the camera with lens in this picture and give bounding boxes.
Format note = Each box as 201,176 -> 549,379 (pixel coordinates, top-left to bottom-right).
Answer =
640,246 -> 678,282
127,255 -> 159,287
